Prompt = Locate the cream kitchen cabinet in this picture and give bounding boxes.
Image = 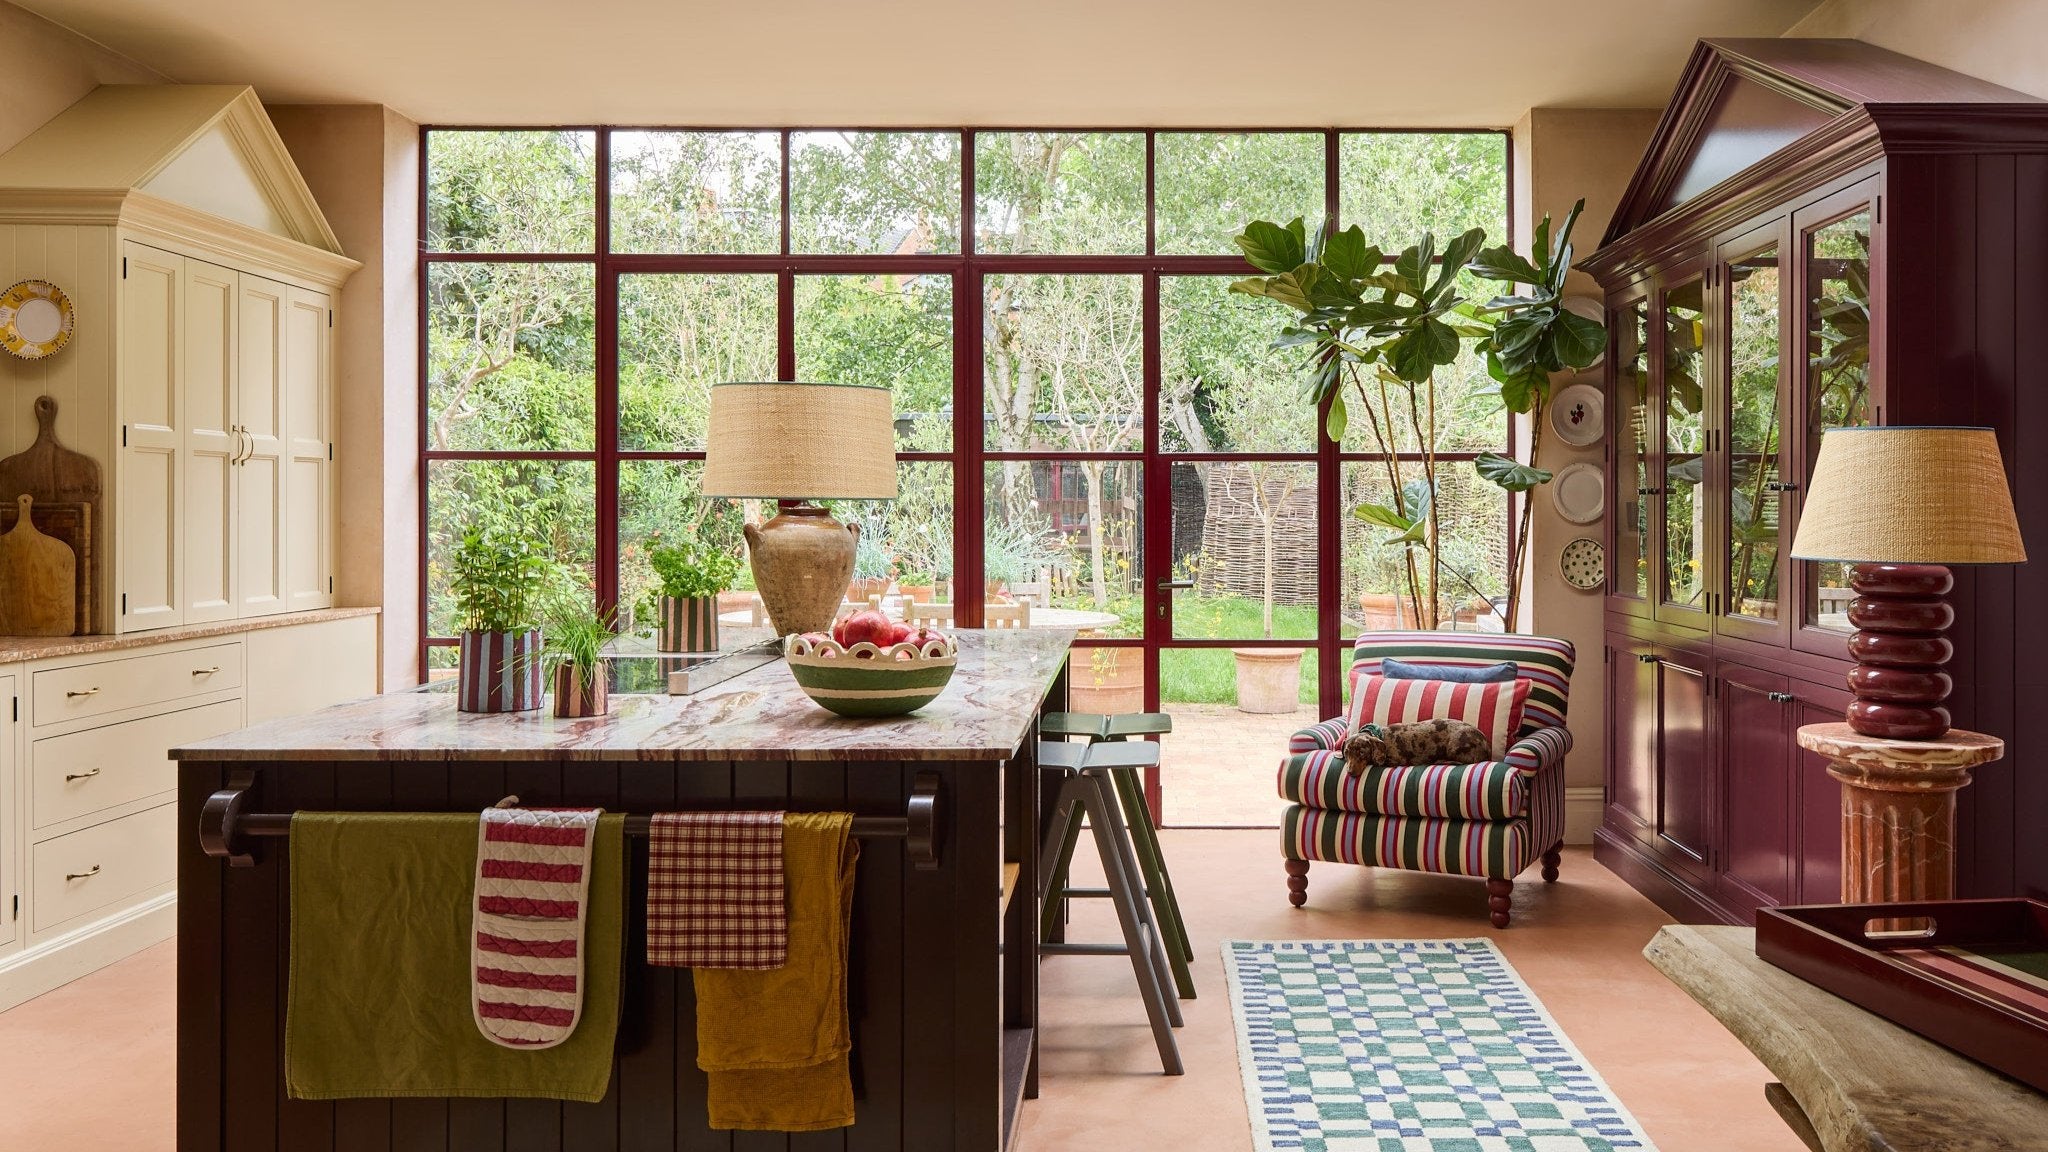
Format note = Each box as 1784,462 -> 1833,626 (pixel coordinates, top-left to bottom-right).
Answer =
0,674 -> 15,959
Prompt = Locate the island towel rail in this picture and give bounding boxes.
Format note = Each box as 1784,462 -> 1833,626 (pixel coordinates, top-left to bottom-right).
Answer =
195,768 -> 943,870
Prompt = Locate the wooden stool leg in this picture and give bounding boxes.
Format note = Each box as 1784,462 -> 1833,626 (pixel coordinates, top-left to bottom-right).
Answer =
1285,859 -> 1309,908
1038,777 -> 1087,944
1078,775 -> 1184,1075
1541,841 -> 1563,884
1486,877 -> 1513,928
1109,765 -> 1195,999
1085,768 -> 1184,1028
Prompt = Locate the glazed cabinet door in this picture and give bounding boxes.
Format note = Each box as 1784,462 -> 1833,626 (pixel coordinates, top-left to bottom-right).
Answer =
117,242 -> 184,631
1609,294 -> 1654,610
179,257 -> 238,625
1654,272 -> 1711,632
281,285 -> 332,613
235,275 -> 289,617
1715,661 -> 1794,916
1605,638 -> 1657,844
1716,223 -> 1793,646
1791,178 -> 1882,658
1654,647 -> 1714,885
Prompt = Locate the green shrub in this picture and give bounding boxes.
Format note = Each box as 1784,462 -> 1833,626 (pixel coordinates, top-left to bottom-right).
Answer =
648,535 -> 743,600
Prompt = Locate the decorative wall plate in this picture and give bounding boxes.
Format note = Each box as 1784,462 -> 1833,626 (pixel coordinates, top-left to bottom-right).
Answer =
1560,537 -> 1605,591
1550,382 -> 1604,447
0,280 -> 75,361
1561,295 -> 1605,368
1551,461 -> 1605,524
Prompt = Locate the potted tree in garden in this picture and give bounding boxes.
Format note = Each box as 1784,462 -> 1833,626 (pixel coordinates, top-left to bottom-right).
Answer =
540,596 -> 616,719
450,525 -> 550,713
648,535 -> 742,653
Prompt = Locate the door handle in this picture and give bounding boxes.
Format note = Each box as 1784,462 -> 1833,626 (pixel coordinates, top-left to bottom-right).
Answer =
1637,487 -> 1663,495
238,427 -> 255,464
65,864 -> 101,881
1764,481 -> 1798,492
1156,580 -> 1196,591
1636,652 -> 1657,663
1767,691 -> 1794,703
229,425 -> 243,465
64,767 -> 101,782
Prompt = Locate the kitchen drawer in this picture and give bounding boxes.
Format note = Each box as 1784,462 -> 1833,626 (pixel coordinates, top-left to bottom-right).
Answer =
31,699 -> 241,829
33,641 -> 242,726
32,803 -> 176,934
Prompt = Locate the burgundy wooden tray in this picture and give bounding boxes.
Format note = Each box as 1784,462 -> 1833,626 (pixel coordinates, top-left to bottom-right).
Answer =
1756,899 -> 2048,1093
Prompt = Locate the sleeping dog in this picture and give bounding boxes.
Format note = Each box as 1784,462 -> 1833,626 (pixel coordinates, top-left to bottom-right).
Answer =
1342,719 -> 1492,774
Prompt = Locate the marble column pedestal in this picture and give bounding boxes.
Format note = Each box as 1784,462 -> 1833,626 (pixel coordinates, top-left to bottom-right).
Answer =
1795,722 -> 2004,904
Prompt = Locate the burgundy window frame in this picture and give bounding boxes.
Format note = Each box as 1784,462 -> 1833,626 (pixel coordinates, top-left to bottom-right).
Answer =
417,126 -> 1515,713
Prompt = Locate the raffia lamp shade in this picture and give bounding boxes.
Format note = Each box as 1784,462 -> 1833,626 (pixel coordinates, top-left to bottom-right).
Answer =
1790,427 -> 2025,565
702,382 -> 898,501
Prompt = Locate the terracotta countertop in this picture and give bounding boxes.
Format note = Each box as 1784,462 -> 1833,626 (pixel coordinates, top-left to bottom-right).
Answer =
172,627 -> 1074,763
0,606 -> 381,664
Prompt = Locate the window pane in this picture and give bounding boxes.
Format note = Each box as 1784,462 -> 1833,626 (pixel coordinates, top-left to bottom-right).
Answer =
836,461 -> 955,600
1616,300 -> 1652,600
1340,133 -> 1507,246
1169,460 -> 1316,640
1161,276 -> 1315,453
426,262 -> 595,452
982,274 -> 1143,452
1804,210 -> 1873,632
616,460 -> 748,631
974,132 -> 1144,254
985,460 -> 1141,639
1663,278 -> 1707,611
791,131 -> 961,254
1727,246 -> 1783,622
610,131 -> 780,254
1341,462 -> 1506,635
795,275 -> 953,452
1337,271 -> 1504,454
426,459 -> 596,637
1155,132 -> 1323,255
427,130 -> 595,253
618,274 -> 777,452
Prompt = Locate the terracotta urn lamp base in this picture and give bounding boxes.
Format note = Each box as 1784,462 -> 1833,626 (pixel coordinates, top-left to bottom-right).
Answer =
743,501 -> 859,638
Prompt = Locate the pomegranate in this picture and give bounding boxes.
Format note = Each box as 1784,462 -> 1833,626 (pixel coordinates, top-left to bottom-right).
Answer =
838,609 -> 895,651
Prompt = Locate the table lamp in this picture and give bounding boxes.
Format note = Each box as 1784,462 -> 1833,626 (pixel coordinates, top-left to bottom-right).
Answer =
1789,426 -> 2025,740
702,382 -> 898,637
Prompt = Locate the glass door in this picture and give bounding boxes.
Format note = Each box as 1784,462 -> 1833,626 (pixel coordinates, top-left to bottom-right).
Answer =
1717,222 -> 1792,644
1656,272 -> 1711,630
1793,179 -> 1881,656
1610,292 -> 1653,608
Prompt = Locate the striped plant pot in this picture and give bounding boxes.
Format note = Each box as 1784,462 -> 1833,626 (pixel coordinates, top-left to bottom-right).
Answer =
553,660 -> 610,718
657,595 -> 720,653
457,629 -> 544,713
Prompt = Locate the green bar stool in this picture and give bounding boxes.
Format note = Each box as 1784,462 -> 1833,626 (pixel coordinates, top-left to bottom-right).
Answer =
1040,711 -> 1194,1000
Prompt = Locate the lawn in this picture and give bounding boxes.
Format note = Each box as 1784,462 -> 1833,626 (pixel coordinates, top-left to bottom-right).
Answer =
1160,596 -> 1322,707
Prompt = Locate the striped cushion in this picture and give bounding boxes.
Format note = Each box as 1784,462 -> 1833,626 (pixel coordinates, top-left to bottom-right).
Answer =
1278,750 -> 1528,820
1350,632 -> 1574,735
1280,805 -> 1537,880
1347,673 -> 1529,759
1288,717 -> 1350,754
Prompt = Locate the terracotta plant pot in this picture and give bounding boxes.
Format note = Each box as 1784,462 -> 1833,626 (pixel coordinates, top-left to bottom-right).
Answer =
657,594 -> 719,653
1358,592 -> 1421,632
553,661 -> 610,718
897,584 -> 936,604
457,629 -> 543,713
1233,648 -> 1307,714
1069,648 -> 1143,714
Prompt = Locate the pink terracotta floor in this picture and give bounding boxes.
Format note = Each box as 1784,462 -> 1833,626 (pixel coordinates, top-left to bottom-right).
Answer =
0,840 -> 1799,1152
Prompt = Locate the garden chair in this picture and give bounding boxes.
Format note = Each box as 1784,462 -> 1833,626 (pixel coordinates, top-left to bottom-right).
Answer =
1277,632 -> 1574,928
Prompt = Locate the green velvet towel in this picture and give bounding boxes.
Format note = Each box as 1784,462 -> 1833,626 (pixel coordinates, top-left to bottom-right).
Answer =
284,812 -> 623,1102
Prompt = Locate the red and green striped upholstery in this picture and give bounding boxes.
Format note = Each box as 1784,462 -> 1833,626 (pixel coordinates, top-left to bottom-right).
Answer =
1278,728 -> 1572,821
1347,632 -> 1573,736
1281,807 -> 1535,879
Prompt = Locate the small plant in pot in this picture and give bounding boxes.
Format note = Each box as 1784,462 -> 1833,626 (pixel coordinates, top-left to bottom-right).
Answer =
540,597 -> 616,719
648,535 -> 742,653
450,526 -> 549,713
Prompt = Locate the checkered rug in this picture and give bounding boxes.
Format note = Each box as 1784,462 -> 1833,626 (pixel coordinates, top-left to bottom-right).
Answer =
1224,939 -> 1658,1151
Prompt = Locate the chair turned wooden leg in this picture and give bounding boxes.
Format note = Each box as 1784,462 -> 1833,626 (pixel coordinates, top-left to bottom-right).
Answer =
1284,859 -> 1309,908
1486,877 -> 1513,928
1541,842 -> 1563,884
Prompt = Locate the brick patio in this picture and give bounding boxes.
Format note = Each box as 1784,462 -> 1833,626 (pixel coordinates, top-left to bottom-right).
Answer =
1157,701 -> 1319,828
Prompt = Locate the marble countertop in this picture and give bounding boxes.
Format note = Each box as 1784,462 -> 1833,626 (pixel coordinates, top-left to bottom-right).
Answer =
0,606 -> 381,664
172,628 -> 1075,763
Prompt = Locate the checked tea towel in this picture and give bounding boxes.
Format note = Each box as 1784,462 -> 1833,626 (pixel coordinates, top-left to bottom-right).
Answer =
646,810 -> 790,970
473,805 -> 603,1049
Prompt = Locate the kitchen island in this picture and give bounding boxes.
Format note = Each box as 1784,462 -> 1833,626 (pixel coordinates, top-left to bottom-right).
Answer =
172,628 -> 1072,1152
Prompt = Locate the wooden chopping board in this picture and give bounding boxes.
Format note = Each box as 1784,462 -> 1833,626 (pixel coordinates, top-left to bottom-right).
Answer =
0,395 -> 103,509
0,498 -> 90,634
0,494 -> 77,635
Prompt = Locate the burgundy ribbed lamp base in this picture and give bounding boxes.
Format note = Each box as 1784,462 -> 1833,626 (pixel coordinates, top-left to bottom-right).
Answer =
1845,563 -> 1954,741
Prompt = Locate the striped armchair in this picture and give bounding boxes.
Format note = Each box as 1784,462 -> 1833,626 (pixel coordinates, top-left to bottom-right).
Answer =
1278,632 -> 1575,927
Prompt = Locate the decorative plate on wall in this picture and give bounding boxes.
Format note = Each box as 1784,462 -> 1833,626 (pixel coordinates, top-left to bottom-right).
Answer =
1551,461 -> 1605,525
1550,382 -> 1604,447
1560,537 -> 1605,591
0,281 -> 75,361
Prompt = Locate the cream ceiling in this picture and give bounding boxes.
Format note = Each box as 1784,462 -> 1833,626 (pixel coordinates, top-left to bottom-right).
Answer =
21,0 -> 1825,126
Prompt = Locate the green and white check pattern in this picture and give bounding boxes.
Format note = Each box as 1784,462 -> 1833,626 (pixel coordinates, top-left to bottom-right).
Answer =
1224,939 -> 1658,1152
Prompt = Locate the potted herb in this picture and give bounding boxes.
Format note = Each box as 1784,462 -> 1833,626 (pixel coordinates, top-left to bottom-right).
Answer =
894,565 -> 939,604
541,597 -> 616,719
648,535 -> 742,653
450,525 -> 549,713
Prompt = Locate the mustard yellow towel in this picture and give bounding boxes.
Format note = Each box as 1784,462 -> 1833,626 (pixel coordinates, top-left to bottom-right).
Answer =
285,812 -> 624,1102
693,811 -> 860,1131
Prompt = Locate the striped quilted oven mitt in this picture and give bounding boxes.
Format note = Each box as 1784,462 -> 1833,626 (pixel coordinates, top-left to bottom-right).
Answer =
472,804 -> 603,1049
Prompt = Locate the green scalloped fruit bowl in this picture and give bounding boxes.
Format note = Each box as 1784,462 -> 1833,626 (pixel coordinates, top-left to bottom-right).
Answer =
783,635 -> 960,718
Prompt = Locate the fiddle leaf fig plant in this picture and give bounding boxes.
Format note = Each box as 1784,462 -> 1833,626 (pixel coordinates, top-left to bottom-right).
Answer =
1231,198 -> 1604,631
